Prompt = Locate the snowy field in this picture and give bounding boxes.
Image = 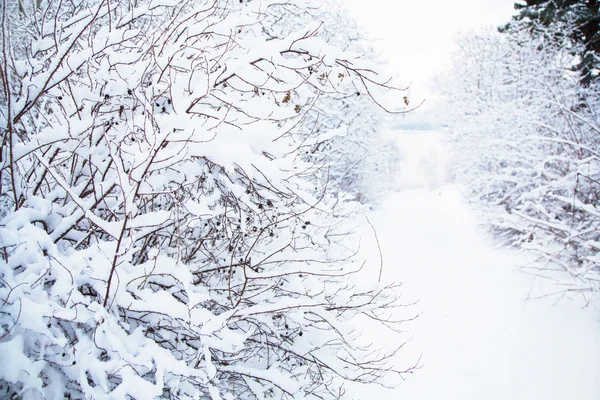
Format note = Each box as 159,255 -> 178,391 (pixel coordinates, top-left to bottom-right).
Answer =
351,128 -> 600,399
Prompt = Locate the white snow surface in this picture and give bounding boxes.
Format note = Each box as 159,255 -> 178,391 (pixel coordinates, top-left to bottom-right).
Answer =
349,127 -> 600,399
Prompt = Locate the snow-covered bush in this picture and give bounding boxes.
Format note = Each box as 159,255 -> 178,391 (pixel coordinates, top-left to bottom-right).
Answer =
259,3 -> 402,204
0,0 -> 414,398
436,24 -> 600,299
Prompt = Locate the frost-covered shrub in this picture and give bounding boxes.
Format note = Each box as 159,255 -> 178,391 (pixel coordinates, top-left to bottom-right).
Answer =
0,0 -> 414,398
259,2 -> 403,204
436,24 -> 600,299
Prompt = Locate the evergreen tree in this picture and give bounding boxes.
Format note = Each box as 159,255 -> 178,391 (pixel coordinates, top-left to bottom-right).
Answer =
509,0 -> 600,86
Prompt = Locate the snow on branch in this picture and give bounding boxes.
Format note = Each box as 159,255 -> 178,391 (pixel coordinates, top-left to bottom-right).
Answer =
0,0 -> 415,398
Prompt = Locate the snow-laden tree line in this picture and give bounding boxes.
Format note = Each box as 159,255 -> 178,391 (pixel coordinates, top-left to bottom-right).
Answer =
436,0 -> 600,301
0,0 -> 413,398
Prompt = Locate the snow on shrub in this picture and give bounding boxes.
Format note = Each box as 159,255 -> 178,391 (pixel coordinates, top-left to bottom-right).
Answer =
436,24 -> 600,300
0,0 -> 415,398
260,3 -> 402,204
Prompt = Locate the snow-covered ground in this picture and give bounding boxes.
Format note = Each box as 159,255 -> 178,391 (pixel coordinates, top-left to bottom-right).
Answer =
352,128 -> 600,399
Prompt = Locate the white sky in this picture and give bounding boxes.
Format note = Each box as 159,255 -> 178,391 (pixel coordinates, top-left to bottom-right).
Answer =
343,0 -> 516,104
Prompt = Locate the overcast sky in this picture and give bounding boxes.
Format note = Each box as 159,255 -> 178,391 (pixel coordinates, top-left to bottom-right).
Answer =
344,0 -> 516,102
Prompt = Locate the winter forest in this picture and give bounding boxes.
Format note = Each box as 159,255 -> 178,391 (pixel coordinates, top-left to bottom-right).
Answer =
0,0 -> 598,398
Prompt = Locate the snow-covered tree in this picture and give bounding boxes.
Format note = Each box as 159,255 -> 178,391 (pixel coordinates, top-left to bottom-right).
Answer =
509,0 -> 600,86
0,0 -> 415,398
435,22 -> 600,300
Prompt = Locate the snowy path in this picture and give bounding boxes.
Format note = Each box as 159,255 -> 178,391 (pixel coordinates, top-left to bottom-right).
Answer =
353,130 -> 600,399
